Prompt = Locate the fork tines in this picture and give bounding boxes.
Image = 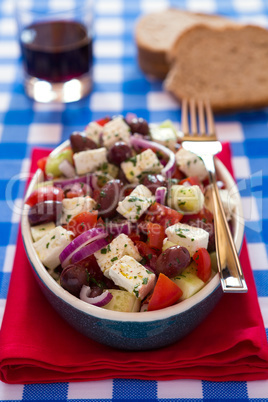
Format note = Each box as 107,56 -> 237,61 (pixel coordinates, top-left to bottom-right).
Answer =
181,98 -> 216,139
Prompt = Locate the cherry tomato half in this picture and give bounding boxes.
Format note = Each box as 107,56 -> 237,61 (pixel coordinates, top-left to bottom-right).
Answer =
192,248 -> 212,282
67,211 -> 98,237
147,273 -> 182,311
146,222 -> 165,250
181,207 -> 214,225
134,240 -> 159,270
25,186 -> 64,207
37,157 -> 48,172
145,202 -> 183,229
95,117 -> 110,126
180,176 -> 203,189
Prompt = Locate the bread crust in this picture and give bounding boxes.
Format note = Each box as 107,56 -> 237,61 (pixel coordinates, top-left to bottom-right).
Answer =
164,24 -> 268,111
135,8 -> 232,78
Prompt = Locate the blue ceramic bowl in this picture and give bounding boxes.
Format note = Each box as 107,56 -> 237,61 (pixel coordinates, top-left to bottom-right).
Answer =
21,141 -> 244,350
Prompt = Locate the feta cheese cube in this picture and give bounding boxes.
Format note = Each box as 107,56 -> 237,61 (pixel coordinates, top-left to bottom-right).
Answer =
61,196 -> 96,224
109,255 -> 156,299
168,184 -> 204,214
165,222 -> 209,256
205,187 -> 237,221
31,222 -> 56,242
121,149 -> 162,183
94,234 -> 141,277
138,148 -> 162,174
102,117 -> 131,148
130,184 -> 152,198
116,193 -> 154,222
33,226 -> 73,269
73,147 -> 107,175
84,121 -> 103,145
175,148 -> 207,181
120,157 -> 141,183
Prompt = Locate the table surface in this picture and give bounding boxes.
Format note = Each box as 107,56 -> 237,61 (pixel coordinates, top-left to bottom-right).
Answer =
0,0 -> 268,400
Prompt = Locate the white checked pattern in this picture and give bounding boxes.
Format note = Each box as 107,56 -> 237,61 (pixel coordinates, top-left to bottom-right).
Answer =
157,379 -> 203,398
68,380 -> 113,399
27,124 -> 62,144
147,92 -> 179,110
90,92 -> 123,111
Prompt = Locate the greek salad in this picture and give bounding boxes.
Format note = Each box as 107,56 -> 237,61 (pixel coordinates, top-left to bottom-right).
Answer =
25,115 -> 236,313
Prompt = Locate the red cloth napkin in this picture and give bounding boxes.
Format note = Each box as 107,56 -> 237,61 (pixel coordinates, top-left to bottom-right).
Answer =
0,144 -> 268,384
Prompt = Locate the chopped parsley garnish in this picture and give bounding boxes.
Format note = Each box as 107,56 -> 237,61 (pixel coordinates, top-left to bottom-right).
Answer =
128,156 -> 137,166
111,256 -> 118,262
128,196 -> 144,203
142,277 -> 148,285
46,242 -> 50,248
133,284 -> 139,298
51,235 -> 55,240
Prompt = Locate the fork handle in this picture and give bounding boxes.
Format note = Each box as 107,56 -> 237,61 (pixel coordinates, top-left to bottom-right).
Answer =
202,155 -> 248,293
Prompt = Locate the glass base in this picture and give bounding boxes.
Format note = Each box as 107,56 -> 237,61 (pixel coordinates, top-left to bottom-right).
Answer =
24,73 -> 92,103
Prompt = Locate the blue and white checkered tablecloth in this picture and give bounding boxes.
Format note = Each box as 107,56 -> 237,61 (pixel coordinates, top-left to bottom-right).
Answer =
1,0 -> 268,400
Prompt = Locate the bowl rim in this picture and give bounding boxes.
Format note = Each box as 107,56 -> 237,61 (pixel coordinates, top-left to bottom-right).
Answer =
21,141 -> 245,323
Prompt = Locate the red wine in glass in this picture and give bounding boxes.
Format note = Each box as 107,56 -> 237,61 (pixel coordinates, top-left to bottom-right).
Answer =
20,20 -> 93,83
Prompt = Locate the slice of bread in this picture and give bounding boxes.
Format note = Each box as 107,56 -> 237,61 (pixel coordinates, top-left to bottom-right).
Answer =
164,24 -> 268,110
135,9 -> 232,79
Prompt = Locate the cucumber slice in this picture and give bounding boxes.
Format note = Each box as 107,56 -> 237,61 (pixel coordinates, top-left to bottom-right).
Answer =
45,149 -> 73,178
168,184 -> 204,214
34,180 -> 54,189
172,263 -> 205,300
102,289 -> 141,312
150,124 -> 177,150
159,119 -> 178,133
162,239 -> 177,251
31,222 -> 56,242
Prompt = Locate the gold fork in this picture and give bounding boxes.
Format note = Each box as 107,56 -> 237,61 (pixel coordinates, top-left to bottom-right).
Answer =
181,98 -> 247,293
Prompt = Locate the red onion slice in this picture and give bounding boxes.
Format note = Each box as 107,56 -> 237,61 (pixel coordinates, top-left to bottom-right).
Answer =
71,237 -> 108,265
89,174 -> 99,191
155,186 -> 167,205
53,175 -> 92,190
58,159 -> 76,178
80,285 -> 113,307
59,227 -> 108,268
129,135 -> 176,177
